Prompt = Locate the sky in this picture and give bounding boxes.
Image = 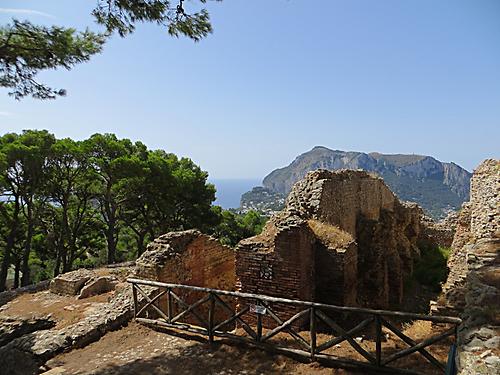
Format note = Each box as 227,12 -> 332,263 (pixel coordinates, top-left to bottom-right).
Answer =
0,0 -> 499,178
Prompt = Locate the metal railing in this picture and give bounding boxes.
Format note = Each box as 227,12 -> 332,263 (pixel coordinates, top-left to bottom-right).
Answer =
128,278 -> 461,375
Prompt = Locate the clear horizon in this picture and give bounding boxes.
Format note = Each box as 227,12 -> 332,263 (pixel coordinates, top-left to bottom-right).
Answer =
1,0 -> 499,178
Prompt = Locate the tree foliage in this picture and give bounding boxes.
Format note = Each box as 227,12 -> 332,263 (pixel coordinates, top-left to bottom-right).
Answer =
1,1 -> 220,99
0,130 -> 221,290
0,21 -> 105,99
210,209 -> 267,247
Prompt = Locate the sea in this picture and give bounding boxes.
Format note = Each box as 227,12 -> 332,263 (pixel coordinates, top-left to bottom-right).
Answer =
210,179 -> 261,209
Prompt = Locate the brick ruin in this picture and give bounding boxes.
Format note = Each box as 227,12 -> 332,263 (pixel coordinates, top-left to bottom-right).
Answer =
134,229 -> 236,325
235,169 -> 427,325
130,169 -> 457,330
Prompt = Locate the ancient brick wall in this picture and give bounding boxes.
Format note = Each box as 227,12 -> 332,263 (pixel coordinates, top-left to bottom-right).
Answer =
235,223 -> 315,328
418,214 -> 456,249
135,230 -> 236,326
314,241 -> 357,307
236,169 -> 425,323
136,230 -> 235,290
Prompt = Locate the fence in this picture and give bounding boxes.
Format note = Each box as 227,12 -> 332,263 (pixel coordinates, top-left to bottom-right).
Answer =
128,278 -> 461,375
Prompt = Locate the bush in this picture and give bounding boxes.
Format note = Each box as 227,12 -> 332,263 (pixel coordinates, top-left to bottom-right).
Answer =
413,245 -> 451,292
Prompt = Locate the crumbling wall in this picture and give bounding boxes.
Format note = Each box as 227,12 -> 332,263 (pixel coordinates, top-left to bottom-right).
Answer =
236,222 -> 315,327
419,214 -> 456,249
311,220 -> 357,307
236,169 -> 425,320
456,160 -> 499,374
435,159 -> 499,374
435,204 -> 472,315
135,230 -> 236,326
136,230 -> 235,290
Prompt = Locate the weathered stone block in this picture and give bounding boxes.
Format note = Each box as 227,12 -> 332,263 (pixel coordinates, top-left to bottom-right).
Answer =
49,269 -> 95,296
77,276 -> 117,299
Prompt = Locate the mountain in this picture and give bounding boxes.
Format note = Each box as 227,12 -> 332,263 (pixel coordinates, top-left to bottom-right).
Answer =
242,146 -> 472,219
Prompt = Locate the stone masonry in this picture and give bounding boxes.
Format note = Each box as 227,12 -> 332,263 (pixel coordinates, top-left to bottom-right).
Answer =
434,159 -> 499,374
135,230 -> 236,326
236,169 -> 426,326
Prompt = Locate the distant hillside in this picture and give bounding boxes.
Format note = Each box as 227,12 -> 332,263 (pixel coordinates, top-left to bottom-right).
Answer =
242,146 -> 471,219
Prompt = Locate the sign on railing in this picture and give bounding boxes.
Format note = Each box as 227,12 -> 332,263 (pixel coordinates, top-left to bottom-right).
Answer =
128,278 -> 461,375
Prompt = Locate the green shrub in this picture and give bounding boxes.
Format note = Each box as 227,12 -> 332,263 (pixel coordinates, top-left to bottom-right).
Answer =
413,245 -> 451,292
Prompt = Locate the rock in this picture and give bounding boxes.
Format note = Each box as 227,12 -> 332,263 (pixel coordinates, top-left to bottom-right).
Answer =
0,346 -> 40,375
0,316 -> 55,347
0,285 -> 134,372
484,356 -> 500,366
484,336 -> 500,349
77,276 -> 117,299
49,269 -> 95,296
40,367 -> 67,375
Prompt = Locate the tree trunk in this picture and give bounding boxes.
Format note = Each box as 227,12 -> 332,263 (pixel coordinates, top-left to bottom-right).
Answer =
136,231 -> 146,257
105,195 -> 117,264
21,202 -> 34,287
13,256 -> 20,289
60,202 -> 70,272
106,224 -> 116,264
53,252 -> 61,277
0,198 -> 20,292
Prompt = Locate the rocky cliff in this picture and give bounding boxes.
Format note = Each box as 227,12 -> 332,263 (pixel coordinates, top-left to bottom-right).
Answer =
244,146 -> 471,219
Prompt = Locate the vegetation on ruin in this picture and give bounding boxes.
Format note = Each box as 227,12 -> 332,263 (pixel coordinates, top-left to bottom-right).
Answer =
307,220 -> 354,249
413,245 -> 451,292
0,130 -> 264,290
1,1 -> 220,99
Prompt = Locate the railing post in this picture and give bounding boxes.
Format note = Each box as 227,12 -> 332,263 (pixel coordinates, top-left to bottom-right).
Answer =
167,288 -> 173,323
310,307 -> 316,361
132,283 -> 138,319
375,314 -> 382,366
208,292 -> 215,343
256,301 -> 263,343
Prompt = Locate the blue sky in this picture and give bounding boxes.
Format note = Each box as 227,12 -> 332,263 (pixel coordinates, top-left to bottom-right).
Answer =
1,0 -> 499,178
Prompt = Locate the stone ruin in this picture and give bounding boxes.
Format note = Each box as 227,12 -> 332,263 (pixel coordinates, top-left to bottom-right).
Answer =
0,266 -> 132,375
2,164 -> 486,374
135,229 -> 235,291
49,268 -> 118,299
134,229 -> 236,325
433,159 -> 499,374
235,169 -> 429,324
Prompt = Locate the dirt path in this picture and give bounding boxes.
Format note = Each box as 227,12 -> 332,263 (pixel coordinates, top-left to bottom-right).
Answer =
46,323 -> 357,375
0,290 -> 116,329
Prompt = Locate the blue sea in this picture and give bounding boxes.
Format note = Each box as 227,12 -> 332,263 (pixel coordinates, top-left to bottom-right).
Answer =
210,179 -> 261,209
